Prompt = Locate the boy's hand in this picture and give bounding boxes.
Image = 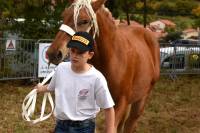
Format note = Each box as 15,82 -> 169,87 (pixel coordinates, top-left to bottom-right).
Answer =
34,83 -> 44,93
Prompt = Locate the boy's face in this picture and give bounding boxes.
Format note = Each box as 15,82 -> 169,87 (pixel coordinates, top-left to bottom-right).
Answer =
69,47 -> 94,67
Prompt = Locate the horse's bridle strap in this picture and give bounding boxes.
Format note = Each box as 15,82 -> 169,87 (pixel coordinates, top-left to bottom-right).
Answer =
59,24 -> 75,36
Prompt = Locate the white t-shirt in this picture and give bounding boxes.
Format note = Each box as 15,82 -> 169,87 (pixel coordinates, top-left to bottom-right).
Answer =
48,62 -> 114,121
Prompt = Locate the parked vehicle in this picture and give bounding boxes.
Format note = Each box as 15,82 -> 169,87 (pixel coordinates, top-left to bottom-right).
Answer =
172,39 -> 200,45
160,46 -> 200,72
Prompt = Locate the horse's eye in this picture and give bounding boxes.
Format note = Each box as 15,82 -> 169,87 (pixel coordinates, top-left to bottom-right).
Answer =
77,20 -> 89,25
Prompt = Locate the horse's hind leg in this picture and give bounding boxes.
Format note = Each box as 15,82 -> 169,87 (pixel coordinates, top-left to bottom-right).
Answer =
123,95 -> 148,133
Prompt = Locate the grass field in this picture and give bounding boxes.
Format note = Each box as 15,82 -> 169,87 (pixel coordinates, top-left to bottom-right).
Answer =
0,75 -> 200,133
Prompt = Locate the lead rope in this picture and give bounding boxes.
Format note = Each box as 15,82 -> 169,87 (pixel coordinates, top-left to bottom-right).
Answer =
22,70 -> 55,124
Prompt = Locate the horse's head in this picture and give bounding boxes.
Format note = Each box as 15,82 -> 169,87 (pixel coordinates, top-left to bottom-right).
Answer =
46,0 -> 106,65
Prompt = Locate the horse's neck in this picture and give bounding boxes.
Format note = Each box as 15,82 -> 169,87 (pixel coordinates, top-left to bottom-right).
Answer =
92,7 -> 116,68
96,7 -> 116,42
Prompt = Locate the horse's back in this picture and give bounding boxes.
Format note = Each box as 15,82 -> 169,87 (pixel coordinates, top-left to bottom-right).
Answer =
115,24 -> 160,97
117,24 -> 160,76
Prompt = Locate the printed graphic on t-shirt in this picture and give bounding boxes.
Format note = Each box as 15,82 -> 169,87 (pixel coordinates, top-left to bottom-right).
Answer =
78,89 -> 89,99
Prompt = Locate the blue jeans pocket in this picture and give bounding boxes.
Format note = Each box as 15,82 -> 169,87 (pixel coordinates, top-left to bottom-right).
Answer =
54,120 -> 66,133
54,119 -> 95,133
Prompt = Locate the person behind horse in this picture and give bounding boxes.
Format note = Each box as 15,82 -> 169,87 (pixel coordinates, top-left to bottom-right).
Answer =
35,31 -> 115,133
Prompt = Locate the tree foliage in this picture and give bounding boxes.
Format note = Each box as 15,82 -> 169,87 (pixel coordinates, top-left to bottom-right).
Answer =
192,6 -> 200,17
163,27 -> 182,42
194,18 -> 200,28
0,0 -> 68,39
0,0 -> 200,39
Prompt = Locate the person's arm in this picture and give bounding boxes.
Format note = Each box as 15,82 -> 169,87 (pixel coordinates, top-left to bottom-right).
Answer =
34,84 -> 49,93
104,107 -> 115,133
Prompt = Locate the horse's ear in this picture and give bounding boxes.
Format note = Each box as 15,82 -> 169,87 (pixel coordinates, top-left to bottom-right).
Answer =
91,0 -> 106,12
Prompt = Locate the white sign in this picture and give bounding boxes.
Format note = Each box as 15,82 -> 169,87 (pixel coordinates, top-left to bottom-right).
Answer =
6,39 -> 16,50
38,43 -> 56,77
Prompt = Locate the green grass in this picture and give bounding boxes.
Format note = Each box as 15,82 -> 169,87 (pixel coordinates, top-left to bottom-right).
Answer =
0,76 -> 200,133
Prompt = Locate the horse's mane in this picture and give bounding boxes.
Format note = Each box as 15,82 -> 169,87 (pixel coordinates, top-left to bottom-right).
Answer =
98,6 -> 116,26
72,0 -> 99,37
72,0 -> 116,36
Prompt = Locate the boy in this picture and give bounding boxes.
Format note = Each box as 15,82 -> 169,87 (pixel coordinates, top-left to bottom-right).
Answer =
35,32 -> 115,133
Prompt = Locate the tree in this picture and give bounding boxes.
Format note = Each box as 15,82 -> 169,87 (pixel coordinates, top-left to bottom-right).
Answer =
157,1 -> 177,16
193,18 -> 200,28
0,0 -> 68,39
192,6 -> 200,17
164,31 -> 182,42
1,0 -> 200,39
175,0 -> 197,16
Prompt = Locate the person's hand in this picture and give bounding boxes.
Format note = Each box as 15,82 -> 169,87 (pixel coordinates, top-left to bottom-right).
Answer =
34,83 -> 43,93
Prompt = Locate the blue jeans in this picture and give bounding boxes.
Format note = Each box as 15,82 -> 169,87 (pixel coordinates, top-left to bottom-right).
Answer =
54,119 -> 95,133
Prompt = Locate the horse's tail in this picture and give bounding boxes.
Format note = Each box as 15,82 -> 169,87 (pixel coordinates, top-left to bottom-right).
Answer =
144,29 -> 160,83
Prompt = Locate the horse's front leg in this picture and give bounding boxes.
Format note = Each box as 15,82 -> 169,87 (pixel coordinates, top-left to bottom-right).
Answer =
123,93 -> 150,133
114,96 -> 129,133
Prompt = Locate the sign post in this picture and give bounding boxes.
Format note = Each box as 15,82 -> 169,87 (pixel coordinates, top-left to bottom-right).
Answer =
6,39 -> 16,51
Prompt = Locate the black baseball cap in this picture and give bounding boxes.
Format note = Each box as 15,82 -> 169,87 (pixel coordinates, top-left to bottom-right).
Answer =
67,32 -> 94,52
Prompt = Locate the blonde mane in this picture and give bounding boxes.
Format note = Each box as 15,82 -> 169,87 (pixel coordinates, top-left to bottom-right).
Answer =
72,0 -> 99,37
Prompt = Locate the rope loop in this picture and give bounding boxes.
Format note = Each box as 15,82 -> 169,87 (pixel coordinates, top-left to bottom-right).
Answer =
22,71 -> 55,124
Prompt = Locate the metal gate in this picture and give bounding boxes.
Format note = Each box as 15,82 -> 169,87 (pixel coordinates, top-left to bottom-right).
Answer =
0,39 -> 38,80
160,43 -> 200,75
1,39 -> 200,81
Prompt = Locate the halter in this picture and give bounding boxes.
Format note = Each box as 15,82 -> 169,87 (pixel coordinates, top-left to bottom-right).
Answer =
59,24 -> 76,36
59,23 -> 93,37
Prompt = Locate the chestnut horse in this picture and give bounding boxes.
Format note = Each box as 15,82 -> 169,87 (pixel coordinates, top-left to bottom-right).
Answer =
46,0 -> 160,132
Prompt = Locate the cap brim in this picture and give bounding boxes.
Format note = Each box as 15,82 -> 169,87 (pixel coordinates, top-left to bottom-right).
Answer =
67,41 -> 89,52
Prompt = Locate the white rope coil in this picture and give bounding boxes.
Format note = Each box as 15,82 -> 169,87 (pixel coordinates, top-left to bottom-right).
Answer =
22,71 -> 55,124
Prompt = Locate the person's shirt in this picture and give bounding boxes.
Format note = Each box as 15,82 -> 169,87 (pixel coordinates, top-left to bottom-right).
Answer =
48,62 -> 114,121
